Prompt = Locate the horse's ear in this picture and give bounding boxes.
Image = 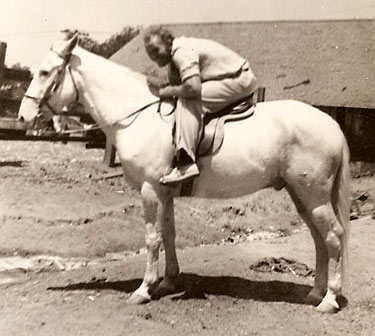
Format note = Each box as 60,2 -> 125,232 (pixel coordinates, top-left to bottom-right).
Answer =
55,34 -> 78,60
66,34 -> 78,53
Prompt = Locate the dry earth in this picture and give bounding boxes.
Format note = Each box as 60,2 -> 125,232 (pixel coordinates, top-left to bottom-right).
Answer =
0,141 -> 374,336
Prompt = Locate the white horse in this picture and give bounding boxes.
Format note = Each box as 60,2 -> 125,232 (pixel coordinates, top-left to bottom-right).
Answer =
19,36 -> 350,313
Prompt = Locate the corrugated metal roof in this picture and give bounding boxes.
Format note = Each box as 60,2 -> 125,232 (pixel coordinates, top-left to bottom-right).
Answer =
111,20 -> 375,108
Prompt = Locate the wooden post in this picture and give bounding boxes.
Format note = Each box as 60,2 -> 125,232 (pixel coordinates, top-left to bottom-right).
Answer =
103,140 -> 117,167
0,42 -> 7,86
343,107 -> 352,139
257,87 -> 266,102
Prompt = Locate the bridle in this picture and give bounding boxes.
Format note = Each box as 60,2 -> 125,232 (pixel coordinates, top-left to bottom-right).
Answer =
23,48 -> 173,134
24,49 -> 79,117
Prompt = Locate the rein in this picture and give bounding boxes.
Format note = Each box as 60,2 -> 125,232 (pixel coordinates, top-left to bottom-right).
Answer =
24,48 -> 173,135
60,99 -> 163,135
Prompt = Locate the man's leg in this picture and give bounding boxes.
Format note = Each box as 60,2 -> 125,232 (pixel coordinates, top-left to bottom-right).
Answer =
160,98 -> 202,184
174,98 -> 203,162
201,70 -> 256,114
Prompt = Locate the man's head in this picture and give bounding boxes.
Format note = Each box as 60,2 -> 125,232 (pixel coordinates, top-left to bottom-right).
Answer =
143,26 -> 174,67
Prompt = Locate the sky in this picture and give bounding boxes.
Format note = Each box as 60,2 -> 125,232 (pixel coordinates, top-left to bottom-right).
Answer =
1,0 -> 374,72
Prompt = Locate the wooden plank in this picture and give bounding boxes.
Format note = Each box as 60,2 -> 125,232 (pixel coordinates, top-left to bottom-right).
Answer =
92,169 -> 123,181
0,118 -> 104,143
0,132 -> 103,142
0,97 -> 21,108
0,117 -> 27,130
85,142 -> 106,149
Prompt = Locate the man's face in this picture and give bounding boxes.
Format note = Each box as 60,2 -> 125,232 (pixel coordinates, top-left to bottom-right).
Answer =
145,35 -> 171,67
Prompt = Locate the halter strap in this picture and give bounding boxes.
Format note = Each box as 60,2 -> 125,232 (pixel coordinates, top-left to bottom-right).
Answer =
23,48 -> 79,116
50,48 -> 71,62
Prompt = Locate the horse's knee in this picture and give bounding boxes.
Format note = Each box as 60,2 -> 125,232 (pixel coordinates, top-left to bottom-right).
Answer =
325,219 -> 344,259
326,231 -> 341,253
312,204 -> 334,224
145,223 -> 162,250
312,205 -> 343,239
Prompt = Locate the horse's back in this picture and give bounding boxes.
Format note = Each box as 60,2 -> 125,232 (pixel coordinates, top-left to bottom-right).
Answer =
254,100 -> 340,133
218,99 -> 344,163
270,100 -> 345,156
237,99 -> 345,156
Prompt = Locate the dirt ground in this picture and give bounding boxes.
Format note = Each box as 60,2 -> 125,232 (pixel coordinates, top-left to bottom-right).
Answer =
1,141 -> 375,336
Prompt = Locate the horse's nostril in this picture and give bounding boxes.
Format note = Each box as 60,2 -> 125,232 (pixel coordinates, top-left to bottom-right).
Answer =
18,116 -> 25,122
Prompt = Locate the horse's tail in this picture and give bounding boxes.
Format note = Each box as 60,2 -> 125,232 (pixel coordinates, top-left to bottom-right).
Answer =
332,134 -> 351,287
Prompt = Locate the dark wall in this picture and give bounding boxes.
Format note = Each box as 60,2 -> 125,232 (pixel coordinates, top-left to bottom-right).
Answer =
317,105 -> 375,162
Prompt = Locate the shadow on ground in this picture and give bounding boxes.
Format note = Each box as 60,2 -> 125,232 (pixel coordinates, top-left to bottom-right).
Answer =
0,160 -> 27,167
47,272 -> 334,306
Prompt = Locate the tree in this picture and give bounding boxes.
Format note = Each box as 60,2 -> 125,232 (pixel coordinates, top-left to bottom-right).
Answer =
0,63 -> 31,105
61,26 -> 140,59
10,63 -> 31,72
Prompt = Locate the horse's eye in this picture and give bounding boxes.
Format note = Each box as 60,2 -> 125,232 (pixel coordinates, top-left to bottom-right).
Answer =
39,70 -> 49,77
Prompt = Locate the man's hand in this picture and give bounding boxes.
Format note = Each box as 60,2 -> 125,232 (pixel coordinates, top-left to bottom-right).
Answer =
146,75 -> 164,87
146,75 -> 168,97
147,82 -> 161,97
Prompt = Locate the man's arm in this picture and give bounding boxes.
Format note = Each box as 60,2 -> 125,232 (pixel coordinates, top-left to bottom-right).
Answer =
159,75 -> 202,99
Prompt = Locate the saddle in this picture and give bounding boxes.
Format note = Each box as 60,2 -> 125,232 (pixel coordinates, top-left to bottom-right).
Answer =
177,94 -> 255,197
197,94 -> 255,157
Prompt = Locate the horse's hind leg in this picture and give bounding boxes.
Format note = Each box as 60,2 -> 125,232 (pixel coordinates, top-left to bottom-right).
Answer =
286,187 -> 328,305
287,180 -> 345,313
310,202 -> 345,313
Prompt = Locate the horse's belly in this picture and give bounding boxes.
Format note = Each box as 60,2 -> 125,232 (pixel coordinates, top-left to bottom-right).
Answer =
193,119 -> 277,198
193,167 -> 270,198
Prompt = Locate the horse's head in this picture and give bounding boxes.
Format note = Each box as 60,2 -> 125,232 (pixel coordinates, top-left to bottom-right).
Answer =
18,35 -> 79,128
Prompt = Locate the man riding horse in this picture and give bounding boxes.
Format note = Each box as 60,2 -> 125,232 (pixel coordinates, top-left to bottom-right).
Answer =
19,34 -> 350,313
144,26 -> 257,184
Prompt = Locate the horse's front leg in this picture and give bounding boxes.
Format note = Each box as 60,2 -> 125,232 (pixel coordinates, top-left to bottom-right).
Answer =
154,196 -> 180,298
127,182 -> 164,304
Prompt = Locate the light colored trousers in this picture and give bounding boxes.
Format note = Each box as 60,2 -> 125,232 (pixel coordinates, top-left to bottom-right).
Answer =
175,67 -> 256,161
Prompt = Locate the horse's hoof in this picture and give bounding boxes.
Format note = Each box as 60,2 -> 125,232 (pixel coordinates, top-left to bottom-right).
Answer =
152,275 -> 179,299
304,292 -> 324,306
127,292 -> 151,305
152,283 -> 176,300
315,300 -> 339,314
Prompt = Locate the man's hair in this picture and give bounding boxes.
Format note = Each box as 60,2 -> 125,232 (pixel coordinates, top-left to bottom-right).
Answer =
143,26 -> 174,47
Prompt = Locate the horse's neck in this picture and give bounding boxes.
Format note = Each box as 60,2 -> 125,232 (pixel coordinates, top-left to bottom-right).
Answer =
72,47 -> 157,126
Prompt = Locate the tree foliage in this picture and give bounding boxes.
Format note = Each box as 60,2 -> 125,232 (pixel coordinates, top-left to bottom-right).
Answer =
0,64 -> 31,105
61,26 -> 140,59
9,63 -> 31,72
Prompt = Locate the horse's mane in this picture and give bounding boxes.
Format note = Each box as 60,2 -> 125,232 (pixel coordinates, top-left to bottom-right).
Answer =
71,45 -> 157,117
74,45 -> 148,86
